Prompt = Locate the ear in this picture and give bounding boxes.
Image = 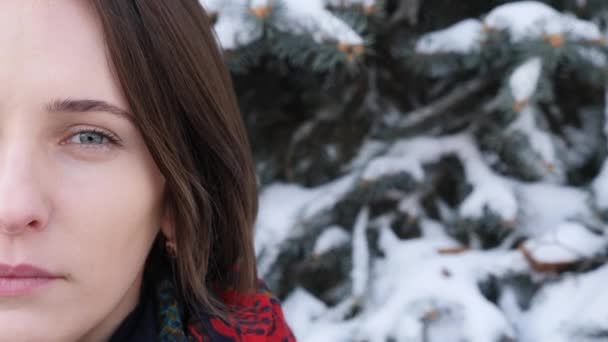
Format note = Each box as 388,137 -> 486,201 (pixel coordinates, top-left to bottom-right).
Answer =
159,197 -> 176,242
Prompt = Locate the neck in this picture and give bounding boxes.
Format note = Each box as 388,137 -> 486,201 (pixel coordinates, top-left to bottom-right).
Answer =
77,271 -> 144,342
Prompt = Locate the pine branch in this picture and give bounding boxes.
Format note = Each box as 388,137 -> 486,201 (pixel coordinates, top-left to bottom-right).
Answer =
384,72 -> 499,138
387,0 -> 422,29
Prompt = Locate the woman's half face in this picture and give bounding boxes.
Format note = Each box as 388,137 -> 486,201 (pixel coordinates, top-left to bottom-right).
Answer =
0,1 -> 167,340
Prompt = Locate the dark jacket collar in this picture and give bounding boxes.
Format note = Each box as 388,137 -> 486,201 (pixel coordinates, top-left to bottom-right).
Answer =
108,276 -> 158,342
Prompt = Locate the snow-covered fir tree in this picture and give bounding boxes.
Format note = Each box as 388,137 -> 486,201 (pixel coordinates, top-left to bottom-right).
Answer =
199,0 -> 608,341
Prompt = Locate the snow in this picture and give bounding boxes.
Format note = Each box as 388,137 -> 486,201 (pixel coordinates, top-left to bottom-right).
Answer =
254,183 -> 322,276
522,222 -> 606,264
398,192 -> 424,218
484,1 -> 559,41
255,185 -> 318,248
507,106 -> 558,173
276,206 -> 536,342
199,0 -> 254,50
238,2 -> 608,341
514,182 -> 593,237
560,13 -> 603,41
415,19 -> 484,54
356,226 -> 525,342
294,321 -> 358,342
214,14 -> 261,49
258,129 -> 608,341
577,47 -> 608,68
204,0 -> 603,51
342,139 -> 386,172
592,94 -> 608,210
509,57 -> 542,102
414,1 -> 603,56
198,0 -> 223,12
262,153 -> 607,341
280,218 -> 535,341
605,88 -> 608,137
325,0 -> 376,8
517,264 -> 608,341
312,225 -> 350,255
350,206 -> 370,298
484,1 -> 602,42
362,155 -> 425,181
593,161 -> 608,211
255,174 -> 356,277
362,134 -> 518,220
300,174 -> 357,220
260,0 -> 364,44
420,219 -> 452,240
282,287 -> 328,339
199,0 -> 262,49
200,0 -> 364,49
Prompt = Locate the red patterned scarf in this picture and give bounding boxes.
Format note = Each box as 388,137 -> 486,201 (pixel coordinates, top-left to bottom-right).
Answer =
156,276 -> 296,341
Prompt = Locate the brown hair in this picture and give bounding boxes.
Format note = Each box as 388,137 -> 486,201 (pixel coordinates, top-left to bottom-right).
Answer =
90,0 -> 259,316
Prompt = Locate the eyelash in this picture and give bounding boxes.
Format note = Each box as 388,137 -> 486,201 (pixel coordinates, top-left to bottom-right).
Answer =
66,127 -> 122,148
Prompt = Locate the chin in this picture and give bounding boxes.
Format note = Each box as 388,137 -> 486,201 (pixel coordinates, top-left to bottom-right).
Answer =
0,312 -> 73,342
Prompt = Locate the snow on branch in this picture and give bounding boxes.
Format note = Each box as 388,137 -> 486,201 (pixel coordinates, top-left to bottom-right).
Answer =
351,206 -> 370,299
514,182 -> 593,238
415,1 -> 604,56
325,0 -> 377,13
507,107 -> 560,177
362,134 -> 517,221
312,225 -> 350,256
269,0 -> 364,45
591,95 -> 608,212
415,19 -> 484,54
509,57 -> 542,105
484,1 -> 603,43
519,222 -> 607,272
354,224 -> 527,342
254,173 -> 357,277
518,263 -> 608,341
200,0 -> 367,50
199,0 -> 262,49
282,287 -> 331,340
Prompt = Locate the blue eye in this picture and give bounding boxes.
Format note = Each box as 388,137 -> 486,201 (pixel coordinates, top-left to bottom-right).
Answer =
78,131 -> 107,144
67,128 -> 121,147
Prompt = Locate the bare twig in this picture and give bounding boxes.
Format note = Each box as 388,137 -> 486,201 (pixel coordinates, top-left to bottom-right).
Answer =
390,72 -> 498,134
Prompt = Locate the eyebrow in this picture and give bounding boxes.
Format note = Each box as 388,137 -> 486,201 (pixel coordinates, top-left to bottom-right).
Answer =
46,98 -> 133,123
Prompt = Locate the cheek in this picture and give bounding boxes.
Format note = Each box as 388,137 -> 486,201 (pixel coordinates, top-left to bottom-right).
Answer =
51,151 -> 165,284
6,152 -> 168,341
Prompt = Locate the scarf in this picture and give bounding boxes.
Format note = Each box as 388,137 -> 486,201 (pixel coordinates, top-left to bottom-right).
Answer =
110,265 -> 296,341
158,277 -> 296,341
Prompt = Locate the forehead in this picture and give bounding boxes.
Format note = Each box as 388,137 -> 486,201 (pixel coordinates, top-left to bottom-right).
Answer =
0,1 -> 121,104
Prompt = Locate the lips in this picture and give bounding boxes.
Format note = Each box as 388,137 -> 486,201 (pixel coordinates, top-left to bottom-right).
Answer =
0,263 -> 61,278
0,264 -> 62,296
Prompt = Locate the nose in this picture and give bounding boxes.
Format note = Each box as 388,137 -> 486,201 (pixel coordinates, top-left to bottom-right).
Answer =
0,145 -> 50,236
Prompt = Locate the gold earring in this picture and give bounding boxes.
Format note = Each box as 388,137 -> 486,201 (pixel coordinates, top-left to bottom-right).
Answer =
164,239 -> 177,258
